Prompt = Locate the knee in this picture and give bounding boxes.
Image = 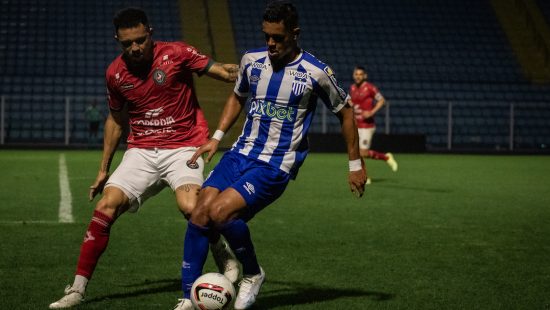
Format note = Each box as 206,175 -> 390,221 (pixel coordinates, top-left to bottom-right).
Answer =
95,197 -> 119,218
208,203 -> 232,226
177,199 -> 196,219
189,199 -> 211,225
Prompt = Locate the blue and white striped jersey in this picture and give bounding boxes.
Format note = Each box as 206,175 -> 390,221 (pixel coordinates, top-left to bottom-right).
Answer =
230,47 -> 348,178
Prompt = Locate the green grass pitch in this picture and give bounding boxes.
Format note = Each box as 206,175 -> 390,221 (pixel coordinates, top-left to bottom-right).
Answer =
0,150 -> 549,309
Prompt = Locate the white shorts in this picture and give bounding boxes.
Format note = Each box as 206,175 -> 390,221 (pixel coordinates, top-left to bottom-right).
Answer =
105,147 -> 205,212
358,127 -> 376,150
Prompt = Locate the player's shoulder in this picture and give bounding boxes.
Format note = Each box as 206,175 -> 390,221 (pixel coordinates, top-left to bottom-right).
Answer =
240,47 -> 268,63
364,81 -> 379,91
300,50 -> 336,79
106,55 -> 125,80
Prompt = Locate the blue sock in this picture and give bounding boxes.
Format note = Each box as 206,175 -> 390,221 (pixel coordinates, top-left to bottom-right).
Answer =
219,219 -> 261,275
182,222 -> 210,299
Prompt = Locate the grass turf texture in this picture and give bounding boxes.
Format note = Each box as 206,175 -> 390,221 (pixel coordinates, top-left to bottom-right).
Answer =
0,150 -> 549,309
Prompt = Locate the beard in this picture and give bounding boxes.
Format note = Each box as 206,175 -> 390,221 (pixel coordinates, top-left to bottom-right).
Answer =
123,49 -> 153,77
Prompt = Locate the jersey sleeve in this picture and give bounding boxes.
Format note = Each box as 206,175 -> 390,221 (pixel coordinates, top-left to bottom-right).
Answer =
176,42 -> 211,74
371,84 -> 384,101
315,65 -> 348,114
234,53 -> 251,97
106,71 -> 125,111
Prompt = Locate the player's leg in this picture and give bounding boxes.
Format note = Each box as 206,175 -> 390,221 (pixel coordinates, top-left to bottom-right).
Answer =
179,152 -> 247,307
180,187 -> 225,305
210,160 -> 289,310
49,187 -> 129,309
166,147 -> 240,282
50,148 -> 158,309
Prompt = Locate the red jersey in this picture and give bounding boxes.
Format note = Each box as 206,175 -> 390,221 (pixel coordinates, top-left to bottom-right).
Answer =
349,81 -> 382,128
106,41 -> 211,149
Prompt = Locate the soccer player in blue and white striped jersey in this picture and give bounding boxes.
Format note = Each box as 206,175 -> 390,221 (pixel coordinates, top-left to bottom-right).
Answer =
176,2 -> 367,309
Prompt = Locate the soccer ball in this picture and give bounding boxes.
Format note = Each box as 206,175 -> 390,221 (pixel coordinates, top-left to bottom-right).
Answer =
190,273 -> 236,310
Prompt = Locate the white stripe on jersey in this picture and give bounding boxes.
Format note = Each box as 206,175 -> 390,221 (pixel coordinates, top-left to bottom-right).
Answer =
232,47 -> 347,177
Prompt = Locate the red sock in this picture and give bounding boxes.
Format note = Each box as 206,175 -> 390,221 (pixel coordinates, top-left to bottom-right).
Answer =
367,150 -> 388,161
75,210 -> 114,279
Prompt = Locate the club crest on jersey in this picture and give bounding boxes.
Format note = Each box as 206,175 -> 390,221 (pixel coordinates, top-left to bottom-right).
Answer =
292,80 -> 307,96
153,69 -> 167,85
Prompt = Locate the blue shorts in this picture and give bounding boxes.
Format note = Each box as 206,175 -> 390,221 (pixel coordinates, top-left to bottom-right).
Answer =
203,151 -> 291,221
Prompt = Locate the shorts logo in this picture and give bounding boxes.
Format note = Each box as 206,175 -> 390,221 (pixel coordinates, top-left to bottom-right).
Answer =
153,69 -> 167,85
186,160 -> 199,169
243,182 -> 255,195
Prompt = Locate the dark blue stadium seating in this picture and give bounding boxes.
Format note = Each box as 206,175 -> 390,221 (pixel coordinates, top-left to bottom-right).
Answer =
229,0 -> 550,150
1,0 -> 549,150
1,0 -> 181,143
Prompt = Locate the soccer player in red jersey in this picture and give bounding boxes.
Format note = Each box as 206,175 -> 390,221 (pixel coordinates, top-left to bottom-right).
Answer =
49,8 -> 239,309
348,66 -> 398,183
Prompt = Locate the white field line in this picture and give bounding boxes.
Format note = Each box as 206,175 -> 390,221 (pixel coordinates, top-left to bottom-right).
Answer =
58,153 -> 74,223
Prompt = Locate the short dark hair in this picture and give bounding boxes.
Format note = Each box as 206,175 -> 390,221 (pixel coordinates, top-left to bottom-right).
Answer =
113,7 -> 150,32
354,66 -> 367,72
263,1 -> 299,31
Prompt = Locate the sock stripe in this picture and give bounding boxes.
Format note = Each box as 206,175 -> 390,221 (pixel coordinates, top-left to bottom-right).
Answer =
91,217 -> 110,228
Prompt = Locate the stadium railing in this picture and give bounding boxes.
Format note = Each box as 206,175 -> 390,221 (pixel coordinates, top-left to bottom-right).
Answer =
0,94 -> 548,152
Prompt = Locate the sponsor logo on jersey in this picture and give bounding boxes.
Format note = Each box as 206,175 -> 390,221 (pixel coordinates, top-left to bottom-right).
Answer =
249,99 -> 296,122
249,75 -> 260,85
145,108 -> 164,118
161,54 -> 173,65
323,66 -> 347,100
186,160 -> 199,169
251,62 -> 267,70
153,69 -> 167,85
186,47 -> 206,58
115,73 -> 120,80
288,70 -> 308,79
243,182 -> 255,195
121,83 -> 134,90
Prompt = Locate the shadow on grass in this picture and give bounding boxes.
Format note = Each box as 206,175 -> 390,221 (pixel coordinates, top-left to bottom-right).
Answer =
254,279 -> 394,309
86,278 -> 393,308
373,179 -> 451,193
86,278 -> 180,304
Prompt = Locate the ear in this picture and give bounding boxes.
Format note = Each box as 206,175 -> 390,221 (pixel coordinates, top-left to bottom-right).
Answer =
293,27 -> 300,40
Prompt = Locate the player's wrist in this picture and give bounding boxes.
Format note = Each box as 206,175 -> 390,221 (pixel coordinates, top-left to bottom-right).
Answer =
349,159 -> 362,171
212,129 -> 224,141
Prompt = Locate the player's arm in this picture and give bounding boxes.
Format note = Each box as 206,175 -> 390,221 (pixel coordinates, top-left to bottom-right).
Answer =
89,109 -> 125,201
190,92 -> 246,163
337,104 -> 367,197
204,62 -> 239,83
363,93 -> 385,119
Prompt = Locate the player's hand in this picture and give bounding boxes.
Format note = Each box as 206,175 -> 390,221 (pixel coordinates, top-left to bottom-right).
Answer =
362,110 -> 373,119
89,171 -> 109,201
349,159 -> 367,198
190,138 -> 220,164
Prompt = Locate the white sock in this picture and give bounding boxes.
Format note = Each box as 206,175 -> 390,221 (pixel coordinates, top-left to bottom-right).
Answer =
72,275 -> 88,293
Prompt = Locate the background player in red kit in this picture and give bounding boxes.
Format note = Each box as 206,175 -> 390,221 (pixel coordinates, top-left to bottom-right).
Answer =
49,8 -> 239,309
348,66 -> 398,184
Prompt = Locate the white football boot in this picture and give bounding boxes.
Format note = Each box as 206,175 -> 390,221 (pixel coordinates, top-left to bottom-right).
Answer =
211,237 -> 240,283
49,285 -> 84,309
173,298 -> 193,310
234,267 -> 265,310
385,153 -> 398,172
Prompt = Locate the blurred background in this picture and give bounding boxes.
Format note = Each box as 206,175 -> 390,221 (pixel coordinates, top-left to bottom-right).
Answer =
1,0 -> 549,152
